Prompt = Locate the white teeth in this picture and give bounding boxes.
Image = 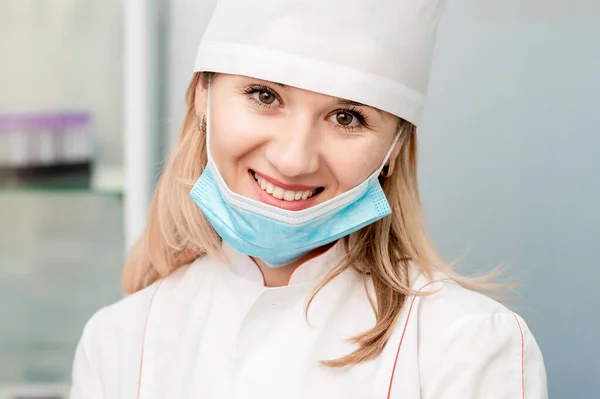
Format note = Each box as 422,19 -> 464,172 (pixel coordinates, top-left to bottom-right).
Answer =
265,181 -> 274,194
272,186 -> 285,199
283,190 -> 295,201
253,173 -> 319,202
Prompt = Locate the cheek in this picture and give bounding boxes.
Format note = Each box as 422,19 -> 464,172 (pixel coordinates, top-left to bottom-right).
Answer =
326,139 -> 385,189
209,104 -> 264,161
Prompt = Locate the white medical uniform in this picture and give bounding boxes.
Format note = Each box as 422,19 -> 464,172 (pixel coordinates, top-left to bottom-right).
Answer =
70,242 -> 547,398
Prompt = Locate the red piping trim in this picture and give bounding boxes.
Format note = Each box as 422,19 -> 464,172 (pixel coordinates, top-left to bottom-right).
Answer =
386,279 -> 449,399
513,313 -> 525,399
136,280 -> 165,399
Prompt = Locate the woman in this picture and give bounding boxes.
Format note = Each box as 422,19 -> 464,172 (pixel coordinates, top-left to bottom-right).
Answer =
70,0 -> 547,397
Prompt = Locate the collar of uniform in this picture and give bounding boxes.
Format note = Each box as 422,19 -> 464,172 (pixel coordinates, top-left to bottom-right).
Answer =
221,241 -> 345,286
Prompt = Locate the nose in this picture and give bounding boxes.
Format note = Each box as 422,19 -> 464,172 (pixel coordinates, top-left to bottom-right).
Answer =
264,118 -> 320,177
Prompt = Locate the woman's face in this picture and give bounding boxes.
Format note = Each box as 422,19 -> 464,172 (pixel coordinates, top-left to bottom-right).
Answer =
195,74 -> 399,211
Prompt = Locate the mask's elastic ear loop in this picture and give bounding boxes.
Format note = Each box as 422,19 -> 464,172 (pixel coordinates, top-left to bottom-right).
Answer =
377,124 -> 403,179
198,88 -> 231,191
204,88 -> 214,162
380,122 -> 408,178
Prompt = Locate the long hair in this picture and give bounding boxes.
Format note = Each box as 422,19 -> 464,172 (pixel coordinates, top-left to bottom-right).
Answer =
123,72 -> 499,367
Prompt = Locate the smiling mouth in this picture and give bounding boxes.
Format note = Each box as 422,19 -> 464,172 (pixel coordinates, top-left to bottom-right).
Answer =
250,170 -> 324,202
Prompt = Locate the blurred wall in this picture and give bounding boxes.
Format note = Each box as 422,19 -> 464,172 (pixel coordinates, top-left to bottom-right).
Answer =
0,0 -> 125,388
0,194 -> 124,385
419,1 -> 600,396
165,0 -> 216,147
165,0 -> 600,396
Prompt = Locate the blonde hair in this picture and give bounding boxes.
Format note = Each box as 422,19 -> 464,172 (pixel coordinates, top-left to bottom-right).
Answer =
123,72 -> 499,367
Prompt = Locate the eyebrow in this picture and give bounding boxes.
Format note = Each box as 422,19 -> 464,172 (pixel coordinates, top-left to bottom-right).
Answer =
272,82 -> 290,91
272,82 -> 384,118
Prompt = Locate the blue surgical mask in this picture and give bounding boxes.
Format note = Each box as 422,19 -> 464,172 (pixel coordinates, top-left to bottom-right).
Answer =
189,94 -> 398,267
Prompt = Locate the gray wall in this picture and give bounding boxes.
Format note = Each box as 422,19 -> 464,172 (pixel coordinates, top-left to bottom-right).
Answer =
420,1 -> 600,397
166,0 -> 600,396
0,194 -> 124,386
165,0 -> 216,147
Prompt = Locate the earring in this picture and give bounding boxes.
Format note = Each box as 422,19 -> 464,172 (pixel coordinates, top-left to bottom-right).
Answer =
197,112 -> 205,133
381,165 -> 390,178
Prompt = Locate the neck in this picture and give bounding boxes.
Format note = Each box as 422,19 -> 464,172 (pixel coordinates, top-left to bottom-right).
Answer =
252,243 -> 336,287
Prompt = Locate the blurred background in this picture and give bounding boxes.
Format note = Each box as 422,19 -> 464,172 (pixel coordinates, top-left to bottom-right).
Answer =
0,0 -> 598,397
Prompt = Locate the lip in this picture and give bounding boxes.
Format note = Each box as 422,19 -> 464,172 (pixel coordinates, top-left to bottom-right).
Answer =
249,171 -> 322,211
252,170 -> 319,191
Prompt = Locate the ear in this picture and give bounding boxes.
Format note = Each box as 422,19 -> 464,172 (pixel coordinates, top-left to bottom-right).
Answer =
194,75 -> 209,116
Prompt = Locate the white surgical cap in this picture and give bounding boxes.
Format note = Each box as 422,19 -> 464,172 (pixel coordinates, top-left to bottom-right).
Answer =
194,0 -> 447,126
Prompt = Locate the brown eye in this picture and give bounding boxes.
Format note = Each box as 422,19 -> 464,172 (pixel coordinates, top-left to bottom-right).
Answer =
258,90 -> 276,105
336,112 -> 354,126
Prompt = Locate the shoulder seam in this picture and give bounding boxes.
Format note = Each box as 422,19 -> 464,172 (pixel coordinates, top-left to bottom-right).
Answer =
136,279 -> 165,399
512,313 -> 525,399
